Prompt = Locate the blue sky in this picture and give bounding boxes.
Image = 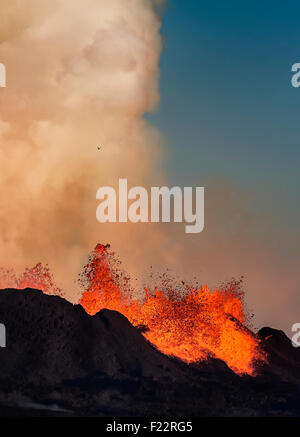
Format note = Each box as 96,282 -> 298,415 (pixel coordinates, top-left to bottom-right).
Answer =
148,0 -> 300,231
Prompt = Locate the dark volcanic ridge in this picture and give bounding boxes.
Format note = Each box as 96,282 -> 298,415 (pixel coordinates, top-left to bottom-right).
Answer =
0,288 -> 299,417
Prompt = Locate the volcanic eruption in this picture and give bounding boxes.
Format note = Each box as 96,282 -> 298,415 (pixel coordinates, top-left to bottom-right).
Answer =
0,244 -> 300,417
1,0 -> 300,418
1,243 -> 264,375
79,244 -> 265,375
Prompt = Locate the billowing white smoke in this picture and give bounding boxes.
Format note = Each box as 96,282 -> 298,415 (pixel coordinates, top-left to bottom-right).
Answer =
0,0 -> 175,301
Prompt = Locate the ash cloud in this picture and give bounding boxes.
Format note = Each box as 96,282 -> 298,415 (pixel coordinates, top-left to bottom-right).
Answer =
0,0 -> 175,300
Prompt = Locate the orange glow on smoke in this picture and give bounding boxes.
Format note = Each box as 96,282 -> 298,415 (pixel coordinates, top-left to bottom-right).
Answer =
79,244 -> 264,375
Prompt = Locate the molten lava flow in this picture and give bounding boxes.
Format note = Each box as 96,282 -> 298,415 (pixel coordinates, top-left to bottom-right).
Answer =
79,244 -> 265,375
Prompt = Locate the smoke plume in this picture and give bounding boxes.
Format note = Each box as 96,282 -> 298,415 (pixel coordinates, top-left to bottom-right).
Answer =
0,0 -> 174,301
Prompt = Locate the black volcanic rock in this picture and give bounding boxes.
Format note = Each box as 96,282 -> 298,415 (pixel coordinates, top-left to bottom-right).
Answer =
257,327 -> 300,381
0,288 -> 299,417
0,288 -> 189,384
258,326 -> 300,364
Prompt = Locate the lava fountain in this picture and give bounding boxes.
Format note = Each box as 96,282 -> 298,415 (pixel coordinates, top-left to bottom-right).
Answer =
0,243 -> 265,375
79,244 -> 265,375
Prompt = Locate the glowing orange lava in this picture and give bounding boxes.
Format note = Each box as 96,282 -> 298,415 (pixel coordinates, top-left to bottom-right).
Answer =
80,244 -> 264,375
